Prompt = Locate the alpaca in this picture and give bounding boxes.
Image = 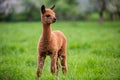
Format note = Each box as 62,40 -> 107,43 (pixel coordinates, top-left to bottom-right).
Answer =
36,5 -> 68,77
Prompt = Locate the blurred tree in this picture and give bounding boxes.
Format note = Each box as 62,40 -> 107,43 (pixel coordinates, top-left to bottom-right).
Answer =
39,0 -> 57,7
90,0 -> 120,21
1,0 -> 119,21
55,0 -> 79,20
106,0 -> 120,20
0,0 -> 40,21
98,0 -> 106,25
0,0 -> 24,21
22,0 -> 40,21
77,0 -> 93,20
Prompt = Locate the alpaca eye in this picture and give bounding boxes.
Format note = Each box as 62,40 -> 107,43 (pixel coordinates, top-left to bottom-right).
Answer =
46,14 -> 50,17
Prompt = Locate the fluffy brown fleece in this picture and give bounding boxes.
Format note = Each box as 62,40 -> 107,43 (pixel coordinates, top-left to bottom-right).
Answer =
36,5 -> 68,77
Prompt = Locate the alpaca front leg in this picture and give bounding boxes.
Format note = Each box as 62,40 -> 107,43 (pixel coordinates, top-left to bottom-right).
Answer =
36,55 -> 46,77
50,54 -> 57,76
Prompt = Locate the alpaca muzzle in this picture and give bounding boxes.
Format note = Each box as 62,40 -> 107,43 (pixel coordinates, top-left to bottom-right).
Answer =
53,18 -> 56,23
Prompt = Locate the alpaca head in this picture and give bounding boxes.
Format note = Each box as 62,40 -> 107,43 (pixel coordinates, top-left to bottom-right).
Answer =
41,5 -> 56,24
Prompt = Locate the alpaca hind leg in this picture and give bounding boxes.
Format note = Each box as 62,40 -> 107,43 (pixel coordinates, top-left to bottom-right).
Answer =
60,55 -> 68,74
59,48 -> 68,74
56,57 -> 60,75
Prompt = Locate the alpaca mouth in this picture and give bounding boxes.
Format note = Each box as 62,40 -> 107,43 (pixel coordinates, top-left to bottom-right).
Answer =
52,20 -> 56,23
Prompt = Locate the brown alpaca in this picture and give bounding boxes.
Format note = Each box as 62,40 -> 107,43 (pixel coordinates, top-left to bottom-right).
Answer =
36,5 -> 68,77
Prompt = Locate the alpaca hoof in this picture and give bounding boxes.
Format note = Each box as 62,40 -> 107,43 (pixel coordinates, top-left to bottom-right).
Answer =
36,71 -> 41,77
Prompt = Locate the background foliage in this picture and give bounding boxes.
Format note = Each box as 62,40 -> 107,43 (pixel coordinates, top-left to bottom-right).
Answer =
0,0 -> 120,21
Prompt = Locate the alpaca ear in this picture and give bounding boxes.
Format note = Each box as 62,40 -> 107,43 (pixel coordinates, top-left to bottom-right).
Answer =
50,5 -> 55,10
41,5 -> 45,14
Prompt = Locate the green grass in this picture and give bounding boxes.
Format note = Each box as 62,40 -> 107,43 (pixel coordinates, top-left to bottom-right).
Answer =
0,21 -> 120,80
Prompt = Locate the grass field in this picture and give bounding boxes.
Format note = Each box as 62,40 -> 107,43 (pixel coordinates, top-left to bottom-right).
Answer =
0,21 -> 120,80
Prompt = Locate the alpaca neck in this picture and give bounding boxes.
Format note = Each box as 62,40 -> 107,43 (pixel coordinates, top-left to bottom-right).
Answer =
42,23 -> 52,41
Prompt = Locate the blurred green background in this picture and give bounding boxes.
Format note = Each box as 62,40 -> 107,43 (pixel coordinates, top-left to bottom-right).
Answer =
0,0 -> 120,21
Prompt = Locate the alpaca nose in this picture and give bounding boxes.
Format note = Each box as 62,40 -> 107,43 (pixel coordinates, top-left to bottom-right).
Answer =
52,18 -> 56,23
53,18 -> 56,22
